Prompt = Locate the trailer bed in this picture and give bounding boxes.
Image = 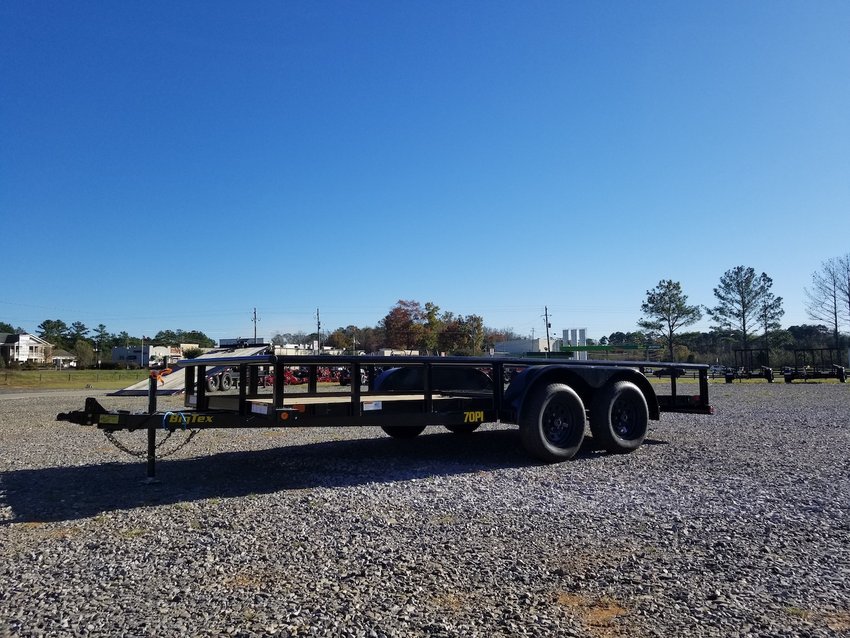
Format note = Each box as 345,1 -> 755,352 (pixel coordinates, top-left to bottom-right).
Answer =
58,352 -> 713,476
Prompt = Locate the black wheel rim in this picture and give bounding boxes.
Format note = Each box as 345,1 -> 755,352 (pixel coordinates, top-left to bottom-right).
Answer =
611,395 -> 641,439
542,398 -> 578,447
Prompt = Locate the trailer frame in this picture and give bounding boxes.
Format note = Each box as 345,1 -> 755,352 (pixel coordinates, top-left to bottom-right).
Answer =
58,353 -> 713,478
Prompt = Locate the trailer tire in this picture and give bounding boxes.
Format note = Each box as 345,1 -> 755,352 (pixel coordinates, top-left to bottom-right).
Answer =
206,376 -> 219,392
519,383 -> 585,462
444,423 -> 481,435
381,425 -> 426,439
220,374 -> 232,391
589,380 -> 648,453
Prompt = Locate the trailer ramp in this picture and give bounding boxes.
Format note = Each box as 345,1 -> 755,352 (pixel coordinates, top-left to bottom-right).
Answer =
108,345 -> 269,396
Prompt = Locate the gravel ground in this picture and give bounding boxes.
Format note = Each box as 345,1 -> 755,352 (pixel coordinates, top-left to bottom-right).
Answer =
1,382 -> 848,637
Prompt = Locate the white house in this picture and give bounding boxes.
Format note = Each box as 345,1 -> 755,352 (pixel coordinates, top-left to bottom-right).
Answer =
51,349 -> 77,368
0,332 -> 51,364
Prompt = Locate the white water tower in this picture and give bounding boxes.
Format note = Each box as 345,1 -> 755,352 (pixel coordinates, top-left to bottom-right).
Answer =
564,328 -> 588,360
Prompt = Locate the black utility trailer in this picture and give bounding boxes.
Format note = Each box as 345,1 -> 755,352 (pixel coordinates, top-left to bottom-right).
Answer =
58,354 -> 713,477
782,348 -> 847,383
729,349 -> 775,382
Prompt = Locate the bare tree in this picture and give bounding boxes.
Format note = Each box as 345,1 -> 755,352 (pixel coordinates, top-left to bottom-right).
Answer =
838,253 -> 850,330
805,256 -> 843,347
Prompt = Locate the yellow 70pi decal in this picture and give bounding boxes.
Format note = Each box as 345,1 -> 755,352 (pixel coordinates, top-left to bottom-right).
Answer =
463,411 -> 485,423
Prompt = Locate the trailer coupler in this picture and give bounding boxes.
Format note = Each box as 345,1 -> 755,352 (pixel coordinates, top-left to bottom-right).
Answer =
56,397 -> 110,426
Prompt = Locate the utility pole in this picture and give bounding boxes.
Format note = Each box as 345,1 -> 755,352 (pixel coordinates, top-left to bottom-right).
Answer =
251,307 -> 260,342
544,306 -> 552,358
316,308 -> 321,353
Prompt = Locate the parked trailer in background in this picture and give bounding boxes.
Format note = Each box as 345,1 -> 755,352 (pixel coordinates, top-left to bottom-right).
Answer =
58,353 -> 713,477
728,347 -> 847,383
783,348 -> 847,383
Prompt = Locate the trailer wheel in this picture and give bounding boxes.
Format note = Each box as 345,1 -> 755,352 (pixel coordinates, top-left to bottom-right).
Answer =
589,381 -> 648,453
205,375 -> 219,392
444,423 -> 481,435
381,425 -> 426,439
519,383 -> 585,462
219,374 -> 232,391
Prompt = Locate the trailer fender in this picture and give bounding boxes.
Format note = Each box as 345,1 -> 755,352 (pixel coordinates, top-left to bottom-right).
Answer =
505,365 -> 660,422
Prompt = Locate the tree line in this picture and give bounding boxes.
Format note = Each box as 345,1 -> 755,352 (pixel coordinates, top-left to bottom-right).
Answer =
638,257 -> 849,365
303,259 -> 849,365
271,300 -> 525,356
3,254 -> 848,368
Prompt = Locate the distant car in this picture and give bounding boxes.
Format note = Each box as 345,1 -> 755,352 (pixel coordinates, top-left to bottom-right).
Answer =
652,367 -> 686,378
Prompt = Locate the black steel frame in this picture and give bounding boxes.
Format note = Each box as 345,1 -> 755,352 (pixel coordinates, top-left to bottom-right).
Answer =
60,354 -> 713,479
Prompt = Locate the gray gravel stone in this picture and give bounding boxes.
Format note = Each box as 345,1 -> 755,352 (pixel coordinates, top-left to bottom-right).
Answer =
0,383 -> 848,637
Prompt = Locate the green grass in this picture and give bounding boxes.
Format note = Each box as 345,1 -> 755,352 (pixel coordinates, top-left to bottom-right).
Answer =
0,369 -> 150,390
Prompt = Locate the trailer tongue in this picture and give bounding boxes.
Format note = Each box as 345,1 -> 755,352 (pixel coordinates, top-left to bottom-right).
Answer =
58,354 -> 712,478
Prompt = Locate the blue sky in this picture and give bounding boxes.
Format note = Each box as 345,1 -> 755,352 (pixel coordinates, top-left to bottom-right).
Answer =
2,1 -> 849,343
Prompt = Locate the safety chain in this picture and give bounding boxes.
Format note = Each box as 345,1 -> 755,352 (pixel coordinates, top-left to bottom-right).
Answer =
103,428 -> 200,459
